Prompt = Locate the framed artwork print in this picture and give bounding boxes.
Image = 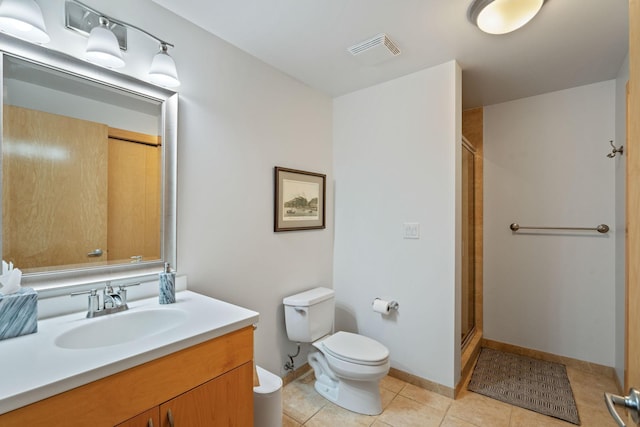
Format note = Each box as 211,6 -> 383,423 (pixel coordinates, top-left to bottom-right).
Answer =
274,167 -> 326,232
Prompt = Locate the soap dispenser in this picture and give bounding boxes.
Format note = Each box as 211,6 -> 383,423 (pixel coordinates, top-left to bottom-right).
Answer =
159,262 -> 176,304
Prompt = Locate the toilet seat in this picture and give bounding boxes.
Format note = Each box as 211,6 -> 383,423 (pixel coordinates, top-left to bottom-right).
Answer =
320,331 -> 389,366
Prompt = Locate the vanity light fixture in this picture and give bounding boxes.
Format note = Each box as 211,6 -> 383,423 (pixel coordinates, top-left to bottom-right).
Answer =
0,0 -> 50,44
148,43 -> 180,88
468,0 -> 544,35
65,0 -> 180,87
85,17 -> 124,68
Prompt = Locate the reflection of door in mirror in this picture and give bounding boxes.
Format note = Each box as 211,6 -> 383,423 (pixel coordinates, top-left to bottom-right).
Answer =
107,129 -> 161,262
3,105 -> 108,270
2,106 -> 161,272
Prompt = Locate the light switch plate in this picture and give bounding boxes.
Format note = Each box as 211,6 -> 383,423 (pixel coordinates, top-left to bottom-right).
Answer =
403,222 -> 420,239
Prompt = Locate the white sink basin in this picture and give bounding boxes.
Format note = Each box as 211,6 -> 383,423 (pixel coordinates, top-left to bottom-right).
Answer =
54,308 -> 188,349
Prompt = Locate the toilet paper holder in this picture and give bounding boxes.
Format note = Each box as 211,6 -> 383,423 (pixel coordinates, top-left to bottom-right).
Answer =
373,298 -> 399,311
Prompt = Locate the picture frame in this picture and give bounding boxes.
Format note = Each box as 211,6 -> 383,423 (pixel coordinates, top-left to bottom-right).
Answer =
274,167 -> 326,232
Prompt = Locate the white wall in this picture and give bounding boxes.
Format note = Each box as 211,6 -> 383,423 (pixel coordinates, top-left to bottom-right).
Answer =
333,61 -> 462,388
484,81 -> 616,366
615,54 -> 629,385
33,0 -> 334,376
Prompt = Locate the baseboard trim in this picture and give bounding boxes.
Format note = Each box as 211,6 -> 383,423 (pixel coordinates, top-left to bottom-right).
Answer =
388,368 -> 455,399
282,362 -> 312,387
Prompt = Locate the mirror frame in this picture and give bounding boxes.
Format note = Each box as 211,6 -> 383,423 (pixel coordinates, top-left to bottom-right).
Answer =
0,35 -> 177,295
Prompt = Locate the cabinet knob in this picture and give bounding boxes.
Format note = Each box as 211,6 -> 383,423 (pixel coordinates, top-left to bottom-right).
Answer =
167,409 -> 175,427
147,419 -> 154,427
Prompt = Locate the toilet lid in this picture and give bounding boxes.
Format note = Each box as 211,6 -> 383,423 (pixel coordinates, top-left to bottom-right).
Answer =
321,331 -> 389,365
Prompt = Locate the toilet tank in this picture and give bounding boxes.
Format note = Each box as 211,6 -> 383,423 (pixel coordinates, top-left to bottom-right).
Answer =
283,287 -> 334,343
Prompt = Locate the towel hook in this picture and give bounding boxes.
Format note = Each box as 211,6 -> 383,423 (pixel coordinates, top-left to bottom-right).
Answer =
607,140 -> 624,158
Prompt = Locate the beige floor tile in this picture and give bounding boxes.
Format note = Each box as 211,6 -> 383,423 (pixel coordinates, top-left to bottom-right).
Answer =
380,375 -> 407,393
297,370 -> 317,385
282,377 -> 327,423
282,413 -> 302,427
446,390 -> 511,427
567,368 -> 619,407
561,366 -> 623,426
574,398 -> 618,427
577,405 -> 619,427
371,421 -> 393,427
376,395 -> 444,427
399,382 -> 452,413
440,414 -> 481,427
509,407 -> 575,427
305,402 -> 378,427
380,387 -> 396,410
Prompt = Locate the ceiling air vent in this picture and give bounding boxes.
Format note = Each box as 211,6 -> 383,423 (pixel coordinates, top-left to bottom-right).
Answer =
347,33 -> 401,66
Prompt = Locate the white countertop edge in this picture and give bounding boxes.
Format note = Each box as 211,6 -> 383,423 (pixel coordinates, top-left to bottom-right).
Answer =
0,290 -> 259,415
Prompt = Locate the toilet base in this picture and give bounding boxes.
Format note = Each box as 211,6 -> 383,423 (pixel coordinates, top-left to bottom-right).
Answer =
309,350 -> 384,415
313,375 -> 383,415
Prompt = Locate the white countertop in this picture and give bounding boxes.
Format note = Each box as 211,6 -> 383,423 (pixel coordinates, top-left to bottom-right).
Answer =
0,290 -> 259,415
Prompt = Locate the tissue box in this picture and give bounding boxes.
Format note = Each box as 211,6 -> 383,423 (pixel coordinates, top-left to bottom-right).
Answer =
0,287 -> 37,340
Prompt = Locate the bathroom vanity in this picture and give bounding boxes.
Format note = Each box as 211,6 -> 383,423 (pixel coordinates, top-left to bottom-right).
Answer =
0,18 -> 260,425
0,291 -> 259,427
0,24 -> 259,427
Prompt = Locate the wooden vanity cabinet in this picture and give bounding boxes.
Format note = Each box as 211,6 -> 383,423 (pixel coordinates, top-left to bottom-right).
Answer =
116,408 -> 159,427
158,363 -> 253,426
0,326 -> 254,427
116,362 -> 253,427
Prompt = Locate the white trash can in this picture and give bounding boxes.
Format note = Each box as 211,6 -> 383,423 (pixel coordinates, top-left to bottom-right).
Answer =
253,365 -> 283,427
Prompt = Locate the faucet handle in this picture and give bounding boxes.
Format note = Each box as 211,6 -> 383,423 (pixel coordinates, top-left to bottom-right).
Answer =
70,288 -> 96,296
117,282 -> 140,305
70,288 -> 98,297
104,281 -> 114,294
70,289 -> 100,317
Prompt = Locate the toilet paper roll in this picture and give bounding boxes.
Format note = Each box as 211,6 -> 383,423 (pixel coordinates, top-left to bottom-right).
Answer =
372,298 -> 391,314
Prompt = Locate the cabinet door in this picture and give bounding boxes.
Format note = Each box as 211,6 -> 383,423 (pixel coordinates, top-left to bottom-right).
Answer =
160,362 -> 253,427
115,407 -> 159,427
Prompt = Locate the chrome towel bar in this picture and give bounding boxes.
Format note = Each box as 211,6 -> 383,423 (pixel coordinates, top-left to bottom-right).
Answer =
509,223 -> 610,234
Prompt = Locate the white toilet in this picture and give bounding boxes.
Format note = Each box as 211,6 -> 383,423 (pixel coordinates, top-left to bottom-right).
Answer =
283,287 -> 390,415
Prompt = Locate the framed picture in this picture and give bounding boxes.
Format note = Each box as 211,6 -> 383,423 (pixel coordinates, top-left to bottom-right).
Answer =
274,167 -> 326,232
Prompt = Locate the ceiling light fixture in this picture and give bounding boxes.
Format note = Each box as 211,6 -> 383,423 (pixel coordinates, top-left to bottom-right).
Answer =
65,0 -> 180,87
0,0 -> 50,44
468,0 -> 544,35
85,17 -> 124,68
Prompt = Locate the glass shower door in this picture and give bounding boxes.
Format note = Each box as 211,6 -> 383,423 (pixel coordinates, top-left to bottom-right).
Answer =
461,142 -> 476,348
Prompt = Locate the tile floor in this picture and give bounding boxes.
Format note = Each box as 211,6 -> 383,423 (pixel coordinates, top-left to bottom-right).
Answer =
282,365 -> 623,426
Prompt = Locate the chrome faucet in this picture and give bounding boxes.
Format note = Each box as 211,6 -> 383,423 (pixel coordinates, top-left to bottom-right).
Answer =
71,282 -> 140,318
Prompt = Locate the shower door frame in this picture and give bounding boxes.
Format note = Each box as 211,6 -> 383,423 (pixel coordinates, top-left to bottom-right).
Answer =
458,109 -> 484,397
461,138 -> 477,349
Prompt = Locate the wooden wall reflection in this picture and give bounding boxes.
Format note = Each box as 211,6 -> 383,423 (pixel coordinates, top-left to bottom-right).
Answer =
2,106 -> 161,271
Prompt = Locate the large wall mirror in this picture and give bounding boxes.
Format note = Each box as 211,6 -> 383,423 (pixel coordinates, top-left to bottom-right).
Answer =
0,37 -> 177,292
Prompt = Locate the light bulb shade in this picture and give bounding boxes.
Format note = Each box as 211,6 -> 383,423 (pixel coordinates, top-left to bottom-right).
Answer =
0,0 -> 49,44
468,0 -> 544,35
86,23 -> 125,68
148,50 -> 180,88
